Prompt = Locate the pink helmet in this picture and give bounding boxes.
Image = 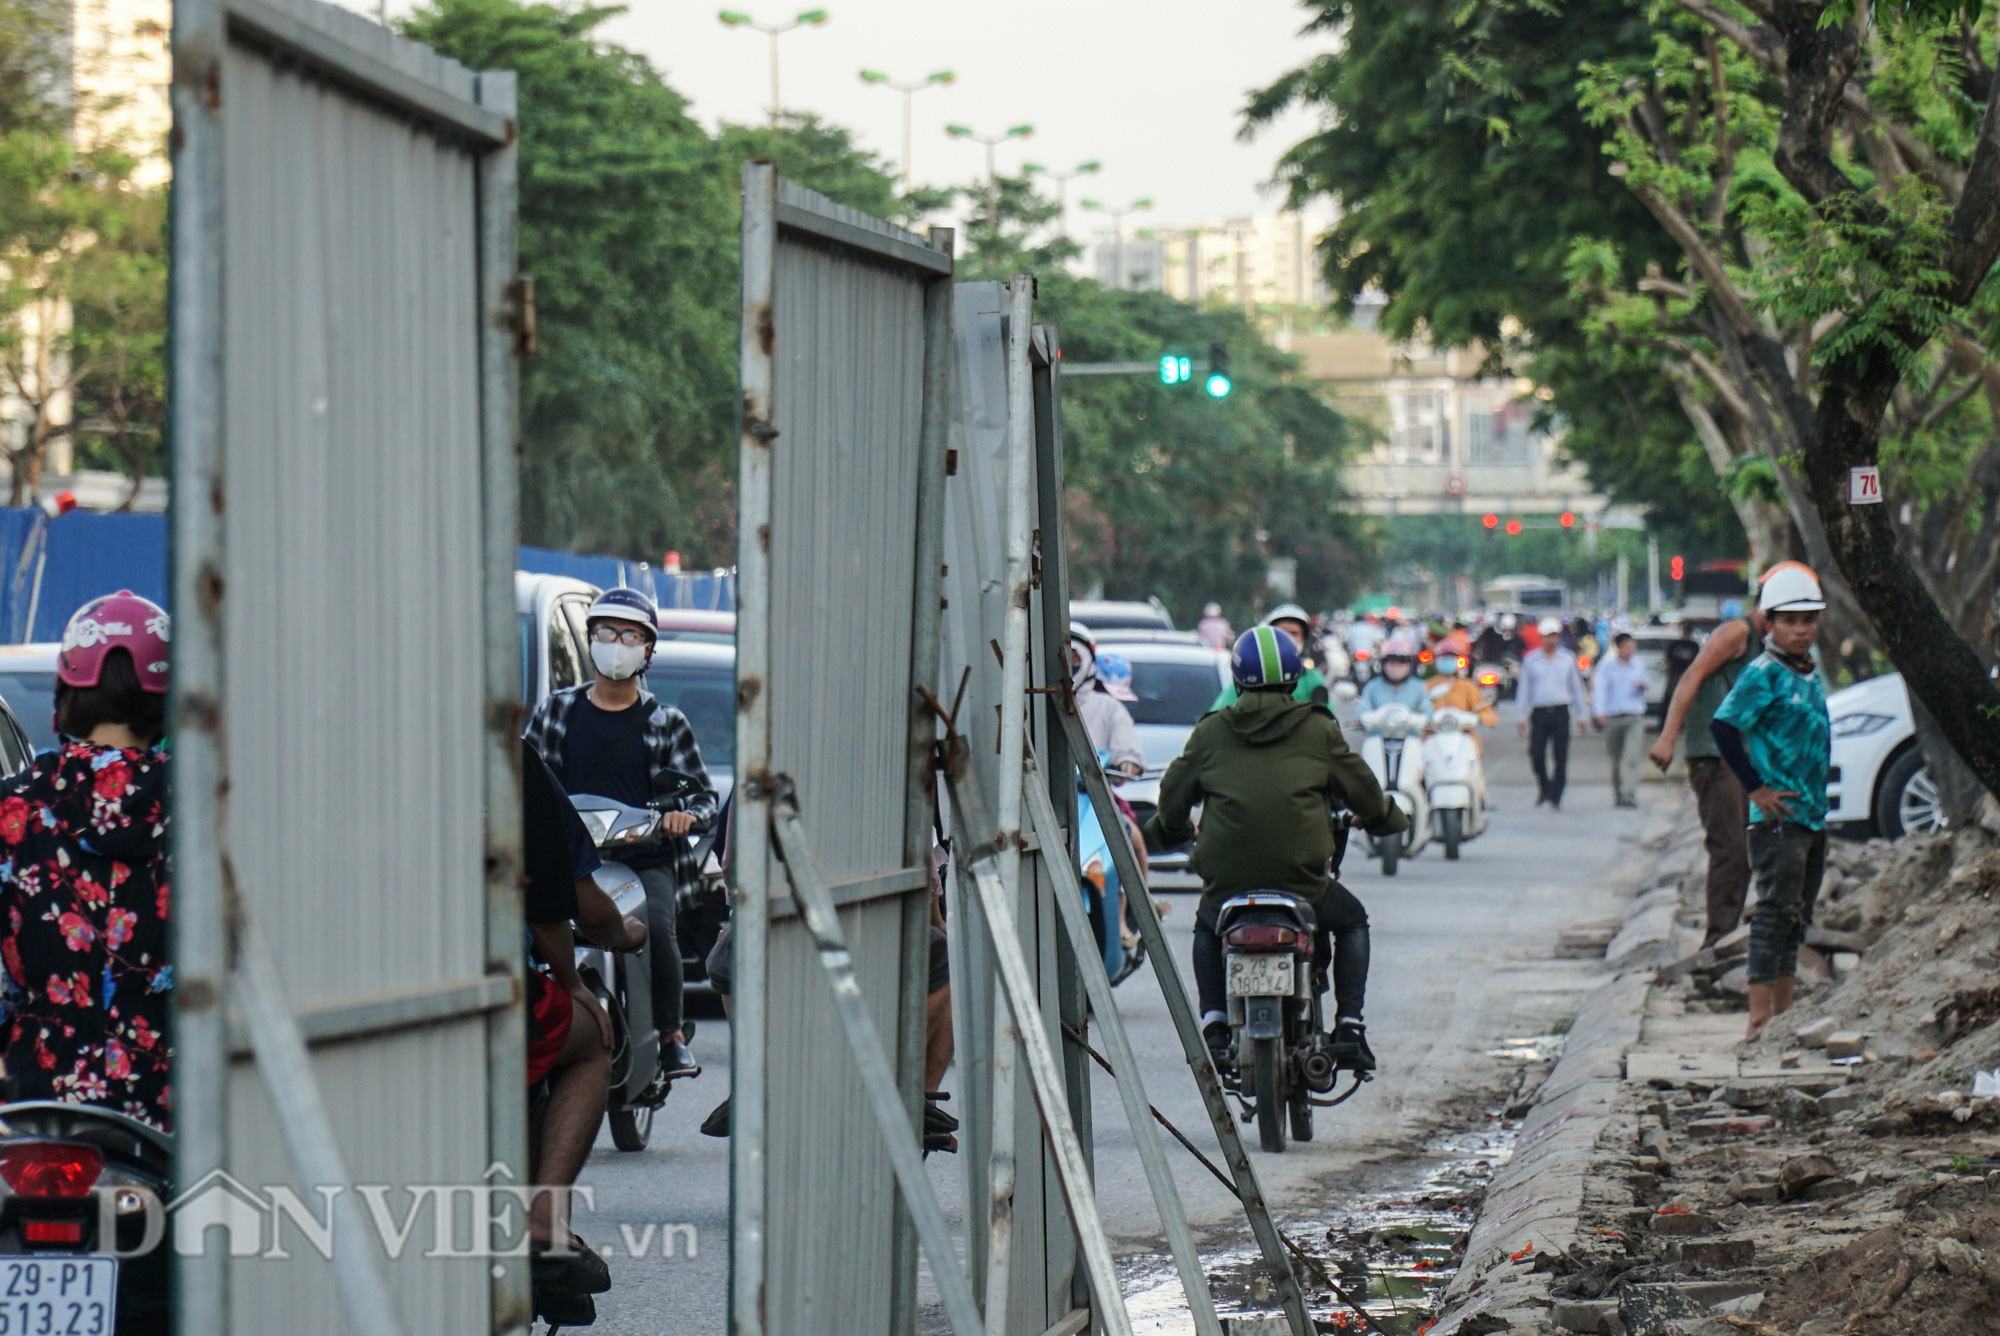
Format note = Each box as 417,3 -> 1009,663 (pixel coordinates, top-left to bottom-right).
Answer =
58,591 -> 169,694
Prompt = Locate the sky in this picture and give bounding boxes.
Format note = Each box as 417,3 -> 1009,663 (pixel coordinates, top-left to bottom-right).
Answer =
377,0 -> 1342,230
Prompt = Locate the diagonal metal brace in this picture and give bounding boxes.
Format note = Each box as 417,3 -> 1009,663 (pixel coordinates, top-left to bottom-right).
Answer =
1055,707 -> 1316,1336
1018,745 -> 1223,1336
768,800 -> 985,1336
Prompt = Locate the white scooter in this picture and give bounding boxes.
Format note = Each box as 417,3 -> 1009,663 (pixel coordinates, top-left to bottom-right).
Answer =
1423,706 -> 1488,860
1354,702 -> 1431,875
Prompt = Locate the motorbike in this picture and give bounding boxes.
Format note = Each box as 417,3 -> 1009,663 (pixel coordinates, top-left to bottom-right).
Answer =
1355,704 -> 1431,876
566,768 -> 705,1153
1423,706 -> 1488,860
0,1101 -> 171,1335
1216,888 -> 1369,1154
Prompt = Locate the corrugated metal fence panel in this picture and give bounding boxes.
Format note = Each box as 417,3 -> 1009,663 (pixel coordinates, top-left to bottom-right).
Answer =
758,180 -> 938,1334
202,0 -> 513,1328
938,282 -> 1079,1331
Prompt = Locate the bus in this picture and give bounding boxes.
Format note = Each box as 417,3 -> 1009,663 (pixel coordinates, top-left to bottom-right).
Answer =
1480,573 -> 1568,613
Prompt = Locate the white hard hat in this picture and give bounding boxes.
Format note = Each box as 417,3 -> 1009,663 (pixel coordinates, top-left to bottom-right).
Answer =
1538,616 -> 1563,636
1262,603 -> 1310,628
1758,561 -> 1825,613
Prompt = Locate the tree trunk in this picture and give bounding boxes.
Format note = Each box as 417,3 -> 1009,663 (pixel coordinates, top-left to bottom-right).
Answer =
1803,363 -> 2000,801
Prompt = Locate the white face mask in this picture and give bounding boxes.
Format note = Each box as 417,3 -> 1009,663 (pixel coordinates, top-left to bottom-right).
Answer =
591,640 -> 649,681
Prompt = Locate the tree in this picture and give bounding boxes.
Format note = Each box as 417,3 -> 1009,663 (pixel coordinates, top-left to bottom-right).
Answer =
1254,0 -> 2000,803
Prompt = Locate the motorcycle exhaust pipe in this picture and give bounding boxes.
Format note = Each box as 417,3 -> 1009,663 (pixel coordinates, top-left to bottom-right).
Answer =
1302,1048 -> 1337,1093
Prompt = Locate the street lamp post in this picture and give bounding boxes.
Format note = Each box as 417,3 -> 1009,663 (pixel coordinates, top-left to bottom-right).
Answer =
718,9 -> 830,130
1080,197 -> 1152,290
860,69 -> 955,191
1022,159 -> 1099,237
946,122 -> 1033,235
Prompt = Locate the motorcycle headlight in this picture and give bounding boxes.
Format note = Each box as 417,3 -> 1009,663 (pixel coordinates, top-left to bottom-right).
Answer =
576,808 -> 617,844
1830,712 -> 1894,738
606,813 -> 663,845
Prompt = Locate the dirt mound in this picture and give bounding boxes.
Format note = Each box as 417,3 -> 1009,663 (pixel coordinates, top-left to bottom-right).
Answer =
1743,824 -> 2000,1111
1751,1176 -> 2000,1335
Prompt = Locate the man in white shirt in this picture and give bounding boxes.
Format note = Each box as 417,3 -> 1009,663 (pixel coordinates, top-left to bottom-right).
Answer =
1592,632 -> 1651,808
1515,616 -> 1591,809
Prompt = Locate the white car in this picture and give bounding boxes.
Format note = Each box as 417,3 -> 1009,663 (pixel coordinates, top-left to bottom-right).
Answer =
1091,639 -> 1231,873
1825,672 -> 1940,839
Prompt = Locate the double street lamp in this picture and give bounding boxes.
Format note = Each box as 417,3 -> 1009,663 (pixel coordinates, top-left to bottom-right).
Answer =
1081,197 -> 1152,290
718,9 -> 830,130
860,69 -> 955,191
946,122 -> 1033,234
1023,159 -> 1099,237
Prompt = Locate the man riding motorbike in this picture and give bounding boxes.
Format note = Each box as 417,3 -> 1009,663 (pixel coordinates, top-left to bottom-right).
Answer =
523,586 -> 718,1083
1145,626 -> 1407,1074
1210,604 -> 1329,709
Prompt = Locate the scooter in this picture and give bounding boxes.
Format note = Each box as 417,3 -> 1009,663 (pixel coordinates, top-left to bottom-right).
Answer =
1423,706 -> 1488,860
567,768 -> 705,1153
1216,890 -> 1369,1154
0,1101 -> 171,1335
1355,704 -> 1431,875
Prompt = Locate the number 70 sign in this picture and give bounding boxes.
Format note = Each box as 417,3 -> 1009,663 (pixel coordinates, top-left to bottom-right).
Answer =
1848,466 -> 1883,504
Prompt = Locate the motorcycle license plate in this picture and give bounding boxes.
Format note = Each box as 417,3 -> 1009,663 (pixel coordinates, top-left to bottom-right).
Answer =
0,1256 -> 117,1333
1227,954 -> 1293,997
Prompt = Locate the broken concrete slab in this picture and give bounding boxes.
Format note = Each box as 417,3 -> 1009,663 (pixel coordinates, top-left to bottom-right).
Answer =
1647,1208 -> 1719,1235
1619,1283 -> 1706,1334
1824,1031 -> 1869,1059
1558,919 -> 1624,959
1794,1016 -> 1838,1048
1717,1082 -> 1779,1109
1550,1297 -> 1620,1333
1804,925 -> 1868,954
1684,1115 -> 1775,1139
1777,1153 -> 1838,1194
1666,1237 -> 1755,1268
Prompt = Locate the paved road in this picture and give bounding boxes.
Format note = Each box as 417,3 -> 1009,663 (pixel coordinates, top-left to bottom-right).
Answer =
566,718 -> 1675,1333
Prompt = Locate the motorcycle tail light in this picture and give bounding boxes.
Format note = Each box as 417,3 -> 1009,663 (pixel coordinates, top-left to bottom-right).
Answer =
1478,672 -> 1498,686
1224,924 -> 1299,949
1577,655 -> 1592,672
0,1143 -> 104,1198
22,1220 -> 83,1244
1417,650 -> 1433,664
1355,650 -> 1369,661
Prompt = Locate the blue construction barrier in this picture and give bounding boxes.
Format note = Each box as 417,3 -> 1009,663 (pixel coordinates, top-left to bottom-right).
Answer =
0,512 -> 733,643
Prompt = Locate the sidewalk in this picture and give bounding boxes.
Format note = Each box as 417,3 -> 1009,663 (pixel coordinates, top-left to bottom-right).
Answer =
1431,803 -> 2000,1335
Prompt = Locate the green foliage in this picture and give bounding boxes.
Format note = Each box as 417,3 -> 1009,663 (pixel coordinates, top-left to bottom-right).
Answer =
1247,0 -> 1738,550
717,113 -> 908,223
404,0 -> 739,564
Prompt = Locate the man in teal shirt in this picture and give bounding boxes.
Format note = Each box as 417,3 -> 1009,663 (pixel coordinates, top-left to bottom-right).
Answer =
1710,563 -> 1831,1043
1210,604 -> 1329,709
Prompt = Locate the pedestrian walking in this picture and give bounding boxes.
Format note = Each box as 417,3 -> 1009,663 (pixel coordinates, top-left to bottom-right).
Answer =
1648,598 -> 1769,947
1709,563 -> 1831,1042
1593,632 -> 1650,807
1515,616 -> 1590,809
1195,602 -> 1233,650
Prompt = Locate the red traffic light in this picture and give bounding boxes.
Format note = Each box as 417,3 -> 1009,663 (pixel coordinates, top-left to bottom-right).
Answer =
1505,519 -> 1522,535
1670,556 -> 1685,581
1559,511 -> 1574,528
1482,513 -> 1498,529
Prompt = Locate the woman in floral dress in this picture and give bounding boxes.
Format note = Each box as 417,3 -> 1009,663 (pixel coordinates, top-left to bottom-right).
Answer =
0,592 -> 170,1130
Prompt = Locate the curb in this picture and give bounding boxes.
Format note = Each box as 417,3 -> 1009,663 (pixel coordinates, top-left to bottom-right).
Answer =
1429,820 -> 1699,1335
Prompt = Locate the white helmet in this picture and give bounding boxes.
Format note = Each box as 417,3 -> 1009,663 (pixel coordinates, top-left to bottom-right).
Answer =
1758,562 -> 1826,614
1498,613 -> 1517,632
1537,616 -> 1563,637
1262,602 -> 1311,630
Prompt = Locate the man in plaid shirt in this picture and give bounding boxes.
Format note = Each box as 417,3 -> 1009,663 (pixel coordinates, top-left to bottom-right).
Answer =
524,586 -> 718,1083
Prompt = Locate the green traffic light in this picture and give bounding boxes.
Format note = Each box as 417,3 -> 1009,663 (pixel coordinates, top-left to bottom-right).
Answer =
1205,373 -> 1231,398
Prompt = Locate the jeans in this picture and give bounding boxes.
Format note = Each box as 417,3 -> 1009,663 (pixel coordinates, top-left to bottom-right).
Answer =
1746,821 -> 1826,984
1603,714 -> 1643,803
1528,706 -> 1571,805
1687,758 -> 1751,947
638,866 -> 686,1036
1194,881 -> 1370,1024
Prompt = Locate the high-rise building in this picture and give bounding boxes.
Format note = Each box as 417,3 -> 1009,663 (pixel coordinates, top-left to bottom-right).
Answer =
1081,211 -> 1332,307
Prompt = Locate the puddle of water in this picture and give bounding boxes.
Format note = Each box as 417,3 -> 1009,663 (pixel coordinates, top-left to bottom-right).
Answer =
1117,1118 -> 1518,1335
1482,1033 -> 1568,1064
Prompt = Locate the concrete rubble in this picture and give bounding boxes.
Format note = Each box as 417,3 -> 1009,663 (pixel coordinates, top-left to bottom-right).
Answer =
1425,798 -> 2000,1335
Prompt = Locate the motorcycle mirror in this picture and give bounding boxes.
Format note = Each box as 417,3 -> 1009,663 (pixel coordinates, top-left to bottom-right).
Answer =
1331,680 -> 1359,703
651,767 -> 701,802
